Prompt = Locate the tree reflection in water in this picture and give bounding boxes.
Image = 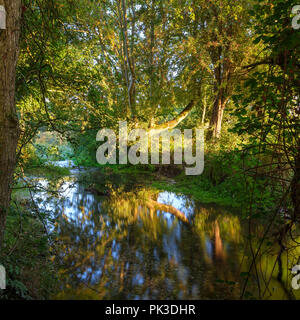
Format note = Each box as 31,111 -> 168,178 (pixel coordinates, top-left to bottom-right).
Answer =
32,172 -> 300,300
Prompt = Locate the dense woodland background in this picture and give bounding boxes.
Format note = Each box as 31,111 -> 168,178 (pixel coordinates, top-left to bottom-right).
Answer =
0,0 -> 299,299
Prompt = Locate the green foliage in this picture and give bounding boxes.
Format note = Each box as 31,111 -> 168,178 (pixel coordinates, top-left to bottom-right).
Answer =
230,0 -> 299,219
71,129 -> 99,166
151,147 -> 278,213
2,0 -> 298,300
0,205 -> 58,300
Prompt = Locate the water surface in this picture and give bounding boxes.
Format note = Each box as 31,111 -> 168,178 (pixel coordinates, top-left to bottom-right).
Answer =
31,169 -> 299,300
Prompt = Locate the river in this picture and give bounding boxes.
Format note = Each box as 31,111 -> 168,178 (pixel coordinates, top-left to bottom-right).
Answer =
29,162 -> 300,300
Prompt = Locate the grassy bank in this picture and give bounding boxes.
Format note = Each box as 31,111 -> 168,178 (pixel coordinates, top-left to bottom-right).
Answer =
24,164 -> 71,179
151,174 -> 240,208
107,163 -> 241,208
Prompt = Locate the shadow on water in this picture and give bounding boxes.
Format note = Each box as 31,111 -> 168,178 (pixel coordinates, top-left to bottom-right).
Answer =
31,169 -> 300,300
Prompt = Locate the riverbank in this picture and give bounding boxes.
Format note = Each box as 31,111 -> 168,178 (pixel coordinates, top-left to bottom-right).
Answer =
0,204 -> 58,300
111,164 -> 243,209
24,160 -> 259,210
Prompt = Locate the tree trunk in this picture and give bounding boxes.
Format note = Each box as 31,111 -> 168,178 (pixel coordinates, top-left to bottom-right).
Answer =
149,100 -> 195,135
209,95 -> 226,139
291,151 -> 300,222
0,0 -> 21,247
201,91 -> 207,125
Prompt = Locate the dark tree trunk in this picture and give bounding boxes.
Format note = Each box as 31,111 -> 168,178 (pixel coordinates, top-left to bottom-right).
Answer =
0,0 -> 21,246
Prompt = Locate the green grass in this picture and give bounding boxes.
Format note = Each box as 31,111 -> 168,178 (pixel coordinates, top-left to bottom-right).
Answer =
24,164 -> 71,179
151,174 -> 240,208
